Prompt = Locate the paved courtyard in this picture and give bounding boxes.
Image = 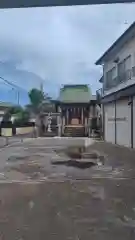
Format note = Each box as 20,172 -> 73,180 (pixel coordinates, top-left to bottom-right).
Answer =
0,137 -> 135,239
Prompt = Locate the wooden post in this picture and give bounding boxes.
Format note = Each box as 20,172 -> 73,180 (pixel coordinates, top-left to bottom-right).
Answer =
81,108 -> 83,125
89,105 -> 93,137
90,105 -> 93,118
62,117 -> 65,135
66,108 -> 68,125
93,104 -> 95,117
57,107 -> 62,137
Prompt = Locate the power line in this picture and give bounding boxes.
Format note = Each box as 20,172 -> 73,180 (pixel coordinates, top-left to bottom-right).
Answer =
0,60 -> 28,92
0,73 -> 29,105
0,75 -> 27,92
0,61 -> 31,105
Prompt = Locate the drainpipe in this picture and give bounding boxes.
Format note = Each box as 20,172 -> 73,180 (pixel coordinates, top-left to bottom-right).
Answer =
128,97 -> 133,148
114,100 -> 116,144
131,97 -> 133,148
102,104 -> 105,140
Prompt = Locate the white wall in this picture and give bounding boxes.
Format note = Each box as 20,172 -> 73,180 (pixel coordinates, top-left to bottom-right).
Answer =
16,127 -> 34,135
104,99 -> 132,148
116,99 -> 131,147
133,96 -> 135,148
103,36 -> 135,96
104,103 -> 115,144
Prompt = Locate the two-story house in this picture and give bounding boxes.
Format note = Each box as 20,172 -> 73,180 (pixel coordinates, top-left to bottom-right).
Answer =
96,22 -> 135,148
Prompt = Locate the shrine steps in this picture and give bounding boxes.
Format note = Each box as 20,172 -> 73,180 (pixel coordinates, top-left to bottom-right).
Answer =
64,125 -> 85,137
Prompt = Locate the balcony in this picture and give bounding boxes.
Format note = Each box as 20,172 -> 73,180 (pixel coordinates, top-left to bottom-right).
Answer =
104,68 -> 134,91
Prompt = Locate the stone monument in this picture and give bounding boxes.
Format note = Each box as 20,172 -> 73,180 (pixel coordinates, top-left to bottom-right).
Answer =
47,113 -> 52,132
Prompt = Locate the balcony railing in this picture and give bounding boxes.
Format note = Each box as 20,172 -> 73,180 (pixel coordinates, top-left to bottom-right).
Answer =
132,66 -> 135,77
104,68 -> 134,91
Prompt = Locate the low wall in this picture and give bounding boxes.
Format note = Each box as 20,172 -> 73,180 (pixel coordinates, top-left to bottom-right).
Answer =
1,126 -> 34,137
16,126 -> 34,135
1,128 -> 12,137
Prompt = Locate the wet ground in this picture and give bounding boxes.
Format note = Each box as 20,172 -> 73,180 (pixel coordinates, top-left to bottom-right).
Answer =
0,138 -> 135,239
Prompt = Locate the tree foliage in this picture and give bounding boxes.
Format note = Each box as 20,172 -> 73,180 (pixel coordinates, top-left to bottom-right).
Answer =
13,109 -> 30,124
3,106 -> 30,123
28,88 -> 45,108
28,88 -> 54,114
3,87 -> 54,124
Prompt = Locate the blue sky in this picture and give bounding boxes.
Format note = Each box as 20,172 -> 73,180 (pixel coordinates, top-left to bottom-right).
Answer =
0,3 -> 135,105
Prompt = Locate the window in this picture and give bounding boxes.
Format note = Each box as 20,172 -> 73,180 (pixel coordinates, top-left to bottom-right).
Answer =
105,55 -> 132,89
118,55 -> 131,82
118,55 -> 131,76
105,67 -> 116,89
106,67 -> 116,80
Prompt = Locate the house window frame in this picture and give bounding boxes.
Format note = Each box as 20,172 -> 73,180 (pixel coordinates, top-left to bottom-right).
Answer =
105,66 -> 117,89
117,55 -> 132,83
118,55 -> 131,76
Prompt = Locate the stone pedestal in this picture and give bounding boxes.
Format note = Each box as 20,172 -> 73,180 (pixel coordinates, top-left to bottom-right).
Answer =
58,124 -> 62,137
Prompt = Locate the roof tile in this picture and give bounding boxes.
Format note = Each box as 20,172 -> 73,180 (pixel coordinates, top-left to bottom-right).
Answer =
58,84 -> 92,103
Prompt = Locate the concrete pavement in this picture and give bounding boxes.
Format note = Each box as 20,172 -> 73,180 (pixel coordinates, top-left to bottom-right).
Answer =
0,138 -> 134,239
0,133 -> 35,148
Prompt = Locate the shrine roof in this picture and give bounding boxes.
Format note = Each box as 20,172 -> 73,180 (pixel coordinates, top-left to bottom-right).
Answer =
58,84 -> 92,103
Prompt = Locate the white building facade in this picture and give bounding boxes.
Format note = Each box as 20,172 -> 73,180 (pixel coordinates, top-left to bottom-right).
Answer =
96,22 -> 135,148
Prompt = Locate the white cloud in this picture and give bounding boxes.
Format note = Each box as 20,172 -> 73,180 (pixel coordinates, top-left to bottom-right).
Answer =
0,3 -> 134,95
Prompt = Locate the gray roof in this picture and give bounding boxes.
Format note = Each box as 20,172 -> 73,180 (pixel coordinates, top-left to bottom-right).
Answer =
95,22 -> 135,65
0,0 -> 131,9
58,84 -> 92,103
91,95 -> 96,101
0,101 -> 16,108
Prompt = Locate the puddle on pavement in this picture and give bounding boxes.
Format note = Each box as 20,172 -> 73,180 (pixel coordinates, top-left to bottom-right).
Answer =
4,146 -> 107,180
51,160 -> 96,169
53,146 -> 105,169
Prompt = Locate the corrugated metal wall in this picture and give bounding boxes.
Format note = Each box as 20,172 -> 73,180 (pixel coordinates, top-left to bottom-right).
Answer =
104,98 -> 132,147
116,99 -> 131,147
104,102 -> 115,144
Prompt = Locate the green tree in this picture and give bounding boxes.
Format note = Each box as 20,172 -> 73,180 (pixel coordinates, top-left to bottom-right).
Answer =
28,88 -> 45,113
14,109 -> 30,124
3,106 -> 30,123
27,88 -> 53,114
3,106 -> 23,122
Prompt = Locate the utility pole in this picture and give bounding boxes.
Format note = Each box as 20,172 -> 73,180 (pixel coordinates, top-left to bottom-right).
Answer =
40,82 -> 44,92
10,87 -> 20,105
17,90 -> 20,105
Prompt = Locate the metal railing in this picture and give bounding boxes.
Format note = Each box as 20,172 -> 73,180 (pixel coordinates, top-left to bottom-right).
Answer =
104,68 -> 134,90
132,66 -> 135,77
